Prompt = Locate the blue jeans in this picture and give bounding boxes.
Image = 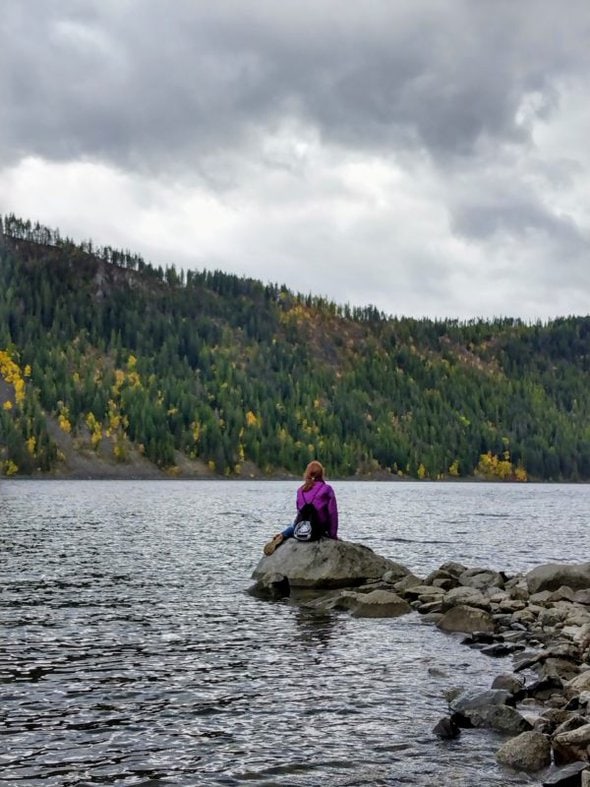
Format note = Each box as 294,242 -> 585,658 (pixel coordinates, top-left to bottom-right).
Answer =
280,524 -> 295,539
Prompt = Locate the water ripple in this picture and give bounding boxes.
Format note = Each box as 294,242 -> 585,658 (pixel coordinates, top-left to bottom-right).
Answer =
2,479 -> 589,785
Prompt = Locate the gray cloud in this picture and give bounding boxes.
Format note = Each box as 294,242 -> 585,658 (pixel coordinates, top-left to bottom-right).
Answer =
2,1 -> 589,174
452,190 -> 582,245
1,1 -> 590,320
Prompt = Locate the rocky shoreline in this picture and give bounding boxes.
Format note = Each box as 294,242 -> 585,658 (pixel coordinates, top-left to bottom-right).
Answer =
251,542 -> 590,786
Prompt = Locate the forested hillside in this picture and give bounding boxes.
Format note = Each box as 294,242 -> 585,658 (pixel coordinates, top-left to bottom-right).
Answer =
1,214 -> 590,481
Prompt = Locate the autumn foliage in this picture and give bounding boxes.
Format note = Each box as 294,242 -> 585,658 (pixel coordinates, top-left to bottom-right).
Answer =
2,214 -> 590,480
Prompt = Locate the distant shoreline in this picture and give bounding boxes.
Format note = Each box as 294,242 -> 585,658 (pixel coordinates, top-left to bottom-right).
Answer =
2,474 -> 585,484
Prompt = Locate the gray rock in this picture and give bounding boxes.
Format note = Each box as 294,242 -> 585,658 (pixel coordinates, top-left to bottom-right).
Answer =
548,696 -> 571,710
496,730 -> 552,772
353,581 -> 395,594
443,586 -> 490,610
403,584 -> 446,599
390,572 -> 423,591
459,568 -> 505,591
437,604 -> 495,634
247,572 -> 290,599
549,643 -> 584,661
512,608 -> 539,626
449,688 -> 514,714
542,761 -> 589,786
565,609 -> 590,628
432,717 -> 461,739
540,708 -> 573,730
337,589 -> 413,618
574,590 -> 590,606
502,600 -> 528,614
540,607 -> 569,628
492,673 -> 526,695
553,715 -> 589,739
531,590 -> 554,604
526,676 -> 565,702
553,723 -> 590,764
420,612 -> 444,624
492,612 -> 514,629
252,538 -> 411,590
467,704 -> 532,735
481,643 -> 524,657
432,578 -> 455,591
566,671 -> 590,699
527,563 -> 590,595
462,631 -> 497,646
424,568 -> 455,585
445,686 -> 465,704
417,600 -> 444,614
505,576 -> 530,601
549,586 -> 577,603
540,658 -> 580,683
439,561 -> 468,577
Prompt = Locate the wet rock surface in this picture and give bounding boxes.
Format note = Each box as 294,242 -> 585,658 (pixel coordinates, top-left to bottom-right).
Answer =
496,730 -> 552,772
250,537 -> 410,590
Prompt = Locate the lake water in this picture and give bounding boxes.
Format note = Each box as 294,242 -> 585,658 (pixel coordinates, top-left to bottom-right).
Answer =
1,480 -> 590,786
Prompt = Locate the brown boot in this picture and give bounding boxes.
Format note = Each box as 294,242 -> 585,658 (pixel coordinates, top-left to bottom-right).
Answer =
263,533 -> 284,556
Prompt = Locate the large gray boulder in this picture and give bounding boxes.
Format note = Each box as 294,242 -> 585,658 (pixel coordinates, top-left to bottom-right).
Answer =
251,538 -> 411,590
526,563 -> 590,595
496,730 -> 551,772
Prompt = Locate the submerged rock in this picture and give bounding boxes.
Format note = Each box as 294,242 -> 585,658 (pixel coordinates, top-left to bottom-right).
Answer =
251,537 -> 410,590
432,716 -> 461,739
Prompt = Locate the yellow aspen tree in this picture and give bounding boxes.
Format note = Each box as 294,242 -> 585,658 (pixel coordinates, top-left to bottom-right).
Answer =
58,404 -> 72,434
448,459 -> 460,476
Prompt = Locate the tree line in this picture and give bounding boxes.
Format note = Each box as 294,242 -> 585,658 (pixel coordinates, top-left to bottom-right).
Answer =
1,214 -> 590,480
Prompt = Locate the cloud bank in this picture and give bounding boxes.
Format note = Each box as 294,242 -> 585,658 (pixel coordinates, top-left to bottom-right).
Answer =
1,0 -> 589,319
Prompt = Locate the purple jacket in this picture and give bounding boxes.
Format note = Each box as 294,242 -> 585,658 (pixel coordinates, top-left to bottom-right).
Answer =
296,480 -> 338,539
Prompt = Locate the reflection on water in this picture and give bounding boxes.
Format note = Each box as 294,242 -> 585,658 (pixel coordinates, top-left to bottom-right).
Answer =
1,480 -> 589,785
292,606 -> 340,655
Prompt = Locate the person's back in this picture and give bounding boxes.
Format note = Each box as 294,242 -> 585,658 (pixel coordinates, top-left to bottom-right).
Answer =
296,474 -> 338,539
263,459 -> 339,555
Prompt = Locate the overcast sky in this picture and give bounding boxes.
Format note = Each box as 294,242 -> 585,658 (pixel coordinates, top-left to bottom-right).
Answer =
1,1 -> 589,320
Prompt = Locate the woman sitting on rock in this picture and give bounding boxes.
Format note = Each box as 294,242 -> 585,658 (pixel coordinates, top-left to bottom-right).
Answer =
263,460 -> 338,555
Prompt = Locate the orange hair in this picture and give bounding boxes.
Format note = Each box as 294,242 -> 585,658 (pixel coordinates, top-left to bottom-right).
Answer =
302,460 -> 325,491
